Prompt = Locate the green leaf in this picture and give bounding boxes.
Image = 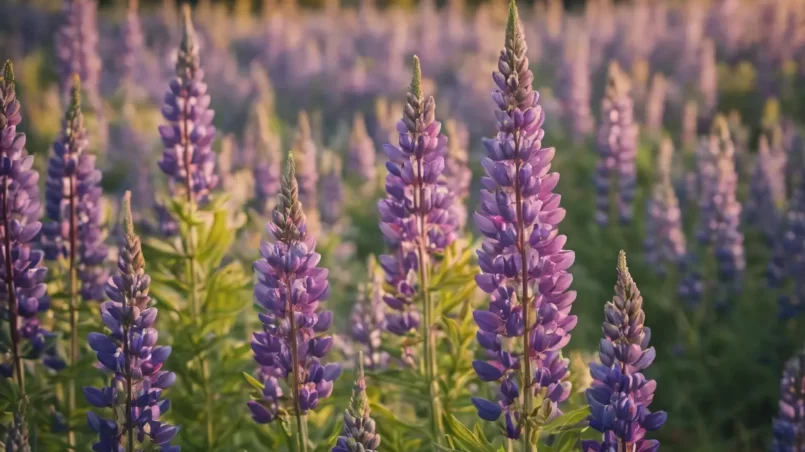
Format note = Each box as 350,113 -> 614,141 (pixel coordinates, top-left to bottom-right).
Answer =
443,415 -> 495,452
242,372 -> 264,391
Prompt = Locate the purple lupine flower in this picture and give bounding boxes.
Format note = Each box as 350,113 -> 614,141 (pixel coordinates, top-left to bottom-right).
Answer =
558,28 -> 594,144
5,397 -> 30,452
291,111 -> 321,236
158,4 -> 218,206
745,131 -> 786,243
84,192 -> 179,452
43,75 -> 109,303
595,62 -> 638,226
696,116 -> 745,285
248,155 -> 340,424
771,350 -> 805,451
333,352 -> 381,452
347,113 -> 377,188
697,39 -> 718,120
247,104 -> 281,215
644,138 -> 687,276
118,0 -> 144,93
0,61 -> 62,384
582,251 -> 667,452
319,150 -> 344,226
55,0 -> 102,110
350,258 -> 388,370
768,178 -> 805,319
470,0 -> 576,441
377,56 -> 456,337
644,73 -> 666,135
443,119 -> 472,230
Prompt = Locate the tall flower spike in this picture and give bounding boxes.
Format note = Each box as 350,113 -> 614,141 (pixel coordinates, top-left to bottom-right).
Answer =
320,150 -> 345,226
768,174 -> 805,319
158,3 -> 218,206
5,397 -> 31,452
248,104 -> 282,215
350,257 -> 388,370
333,352 -> 381,452
443,119 -> 472,230
43,75 -> 109,302
745,131 -> 786,243
559,28 -> 594,144
771,349 -> 805,451
347,113 -> 377,189
84,191 -> 179,452
119,0 -> 144,93
582,251 -> 667,452
248,154 -> 340,425
55,0 -> 102,110
471,0 -> 576,442
0,61 -> 62,384
644,138 -> 687,276
292,111 -> 321,236
594,61 -> 638,226
645,73 -> 666,135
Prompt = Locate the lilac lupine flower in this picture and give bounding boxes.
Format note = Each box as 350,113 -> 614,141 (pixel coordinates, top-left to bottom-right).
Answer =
595,62 -> 638,226
118,0 -> 143,93
333,352 -> 381,452
43,75 -> 109,303
644,138 -> 687,276
768,178 -> 805,319
319,150 -> 344,226
247,104 -> 281,215
55,0 -> 102,110
745,132 -> 786,243
347,113 -> 377,187
771,350 -> 805,451
84,192 -> 179,452
582,251 -> 667,452
644,73 -> 666,135
158,4 -> 218,206
350,258 -> 388,370
0,61 -> 62,384
470,0 -> 576,441
291,111 -> 320,236
443,119 -> 472,230
377,56 -> 456,337
559,28 -> 594,144
696,116 -> 745,285
697,39 -> 718,120
248,155 -> 340,424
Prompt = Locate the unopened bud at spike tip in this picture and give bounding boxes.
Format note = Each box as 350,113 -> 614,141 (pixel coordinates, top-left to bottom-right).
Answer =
2,60 -> 14,86
410,56 -> 422,101
123,191 -> 134,236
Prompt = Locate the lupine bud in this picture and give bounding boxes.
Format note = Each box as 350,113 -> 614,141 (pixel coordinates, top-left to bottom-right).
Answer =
0,61 -> 62,376
471,0 -> 576,440
644,138 -> 687,276
333,352 -> 381,452
771,349 -> 805,451
158,4 -> 218,206
320,150 -> 345,226
43,75 -> 109,302
582,251 -> 667,452
595,62 -> 638,225
347,113 -> 377,188
84,192 -> 179,451
249,155 -> 340,423
443,119 -> 472,230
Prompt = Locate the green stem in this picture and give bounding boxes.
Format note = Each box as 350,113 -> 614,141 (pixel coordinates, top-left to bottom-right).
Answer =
286,274 -> 309,452
67,174 -> 78,450
1,180 -> 23,394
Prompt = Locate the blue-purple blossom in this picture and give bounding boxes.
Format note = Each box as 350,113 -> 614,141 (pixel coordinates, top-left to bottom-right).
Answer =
768,177 -> 805,319
158,4 -> 218,206
320,151 -> 345,226
118,0 -> 143,92
84,192 -> 179,452
247,104 -> 281,215
350,259 -> 388,370
0,61 -> 61,381
248,155 -> 340,424
42,75 -> 109,303
377,56 -> 457,337
595,62 -> 638,226
558,29 -> 594,144
470,1 -> 576,440
443,119 -> 472,230
347,113 -> 377,187
644,138 -> 687,276
332,352 -> 381,452
745,131 -> 786,243
291,111 -> 320,235
582,251 -> 667,452
55,0 -> 102,110
771,350 -> 805,451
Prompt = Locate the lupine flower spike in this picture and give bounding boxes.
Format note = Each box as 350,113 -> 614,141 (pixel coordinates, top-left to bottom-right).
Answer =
644,138 -> 687,276
5,397 -> 31,452
333,352 -> 381,452
768,172 -> 805,319
292,112 -> 321,237
0,61 -> 61,386
248,154 -> 340,450
471,0 -> 576,444
347,113 -> 377,190
84,191 -> 179,452
443,119 -> 472,230
583,251 -> 667,452
350,257 -> 388,370
771,349 -> 805,451
594,61 -> 638,226
249,104 -> 282,215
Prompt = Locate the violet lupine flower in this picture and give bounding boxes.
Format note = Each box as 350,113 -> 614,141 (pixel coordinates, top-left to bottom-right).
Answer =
0,61 -> 63,378
5,397 -> 30,452
247,104 -> 281,215
582,251 -> 667,452
377,56 -> 456,337
644,138 -> 687,277
350,258 -> 389,370
768,180 -> 805,319
42,75 -> 109,303
333,352 -> 381,452
559,29 -> 594,144
696,116 -> 745,285
771,350 -> 805,451
644,73 -> 666,135
118,0 -> 144,92
697,39 -> 718,120
443,119 -> 472,230
347,113 -> 377,188
745,132 -> 786,243
594,62 -> 638,226
158,4 -> 218,206
84,192 -> 179,452
470,0 -> 576,440
319,151 -> 345,226
248,155 -> 340,424
55,0 -> 102,110
291,111 -> 321,236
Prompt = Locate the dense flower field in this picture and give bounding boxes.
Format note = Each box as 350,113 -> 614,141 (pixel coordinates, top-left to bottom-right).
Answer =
0,0 -> 804,450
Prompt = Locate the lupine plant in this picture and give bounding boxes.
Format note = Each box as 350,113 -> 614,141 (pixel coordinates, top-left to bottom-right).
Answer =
333,352 -> 381,452
771,349 -> 805,451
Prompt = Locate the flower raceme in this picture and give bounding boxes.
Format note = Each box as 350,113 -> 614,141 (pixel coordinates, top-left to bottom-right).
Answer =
471,0 -> 576,443
333,352 -> 381,452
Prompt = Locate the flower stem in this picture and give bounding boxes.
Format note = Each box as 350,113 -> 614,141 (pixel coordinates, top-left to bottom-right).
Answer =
1,181 -> 23,394
122,319 -> 133,452
286,275 -> 309,452
67,173 -> 78,449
